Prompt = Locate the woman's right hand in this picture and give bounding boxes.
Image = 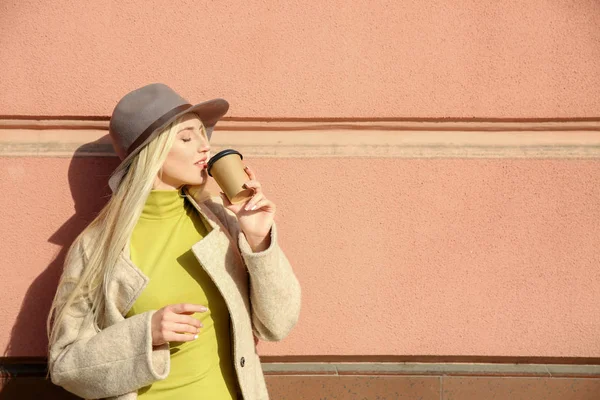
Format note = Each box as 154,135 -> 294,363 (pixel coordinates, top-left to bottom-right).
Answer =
151,303 -> 207,346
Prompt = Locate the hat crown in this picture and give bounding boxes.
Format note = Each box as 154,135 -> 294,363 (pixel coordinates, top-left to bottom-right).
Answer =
109,83 -> 190,159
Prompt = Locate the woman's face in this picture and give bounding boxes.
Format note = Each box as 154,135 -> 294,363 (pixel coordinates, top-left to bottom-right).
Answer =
154,114 -> 210,190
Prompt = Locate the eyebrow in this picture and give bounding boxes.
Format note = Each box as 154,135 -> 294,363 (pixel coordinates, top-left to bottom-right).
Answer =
177,127 -> 195,134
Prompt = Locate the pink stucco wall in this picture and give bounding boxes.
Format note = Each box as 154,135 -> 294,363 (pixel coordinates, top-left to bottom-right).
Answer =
1,0 -> 600,360
1,0 -> 600,118
2,156 -> 599,357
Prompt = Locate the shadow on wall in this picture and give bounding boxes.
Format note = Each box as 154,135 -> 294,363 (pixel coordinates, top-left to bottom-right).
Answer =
0,137 -> 119,399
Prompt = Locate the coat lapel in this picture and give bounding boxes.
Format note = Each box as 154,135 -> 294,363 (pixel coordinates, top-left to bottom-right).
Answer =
186,193 -> 251,317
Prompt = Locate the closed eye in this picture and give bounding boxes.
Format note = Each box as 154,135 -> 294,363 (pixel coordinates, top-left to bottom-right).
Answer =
182,138 -> 191,142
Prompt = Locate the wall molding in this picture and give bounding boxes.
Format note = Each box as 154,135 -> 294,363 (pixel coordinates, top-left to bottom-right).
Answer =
1,118 -> 600,158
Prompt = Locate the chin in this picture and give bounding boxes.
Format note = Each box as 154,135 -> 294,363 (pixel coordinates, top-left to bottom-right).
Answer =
179,170 -> 208,192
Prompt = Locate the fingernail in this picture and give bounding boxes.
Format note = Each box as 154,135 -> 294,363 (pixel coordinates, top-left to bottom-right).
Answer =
251,205 -> 257,211
194,334 -> 198,340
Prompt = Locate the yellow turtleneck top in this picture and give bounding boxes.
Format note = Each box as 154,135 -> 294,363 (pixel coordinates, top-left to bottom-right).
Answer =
125,190 -> 237,400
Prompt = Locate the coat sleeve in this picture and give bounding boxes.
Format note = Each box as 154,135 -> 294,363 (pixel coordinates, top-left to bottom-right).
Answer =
48,237 -> 170,399
207,197 -> 301,342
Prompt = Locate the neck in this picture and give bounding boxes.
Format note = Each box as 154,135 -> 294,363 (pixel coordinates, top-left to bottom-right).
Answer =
140,189 -> 186,220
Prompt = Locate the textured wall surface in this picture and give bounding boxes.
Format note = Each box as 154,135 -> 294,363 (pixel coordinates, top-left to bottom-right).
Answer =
2,156 -> 599,357
1,0 -> 600,365
1,0 -> 600,118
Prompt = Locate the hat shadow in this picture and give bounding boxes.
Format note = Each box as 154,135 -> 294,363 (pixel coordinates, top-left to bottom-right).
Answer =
1,136 -> 119,399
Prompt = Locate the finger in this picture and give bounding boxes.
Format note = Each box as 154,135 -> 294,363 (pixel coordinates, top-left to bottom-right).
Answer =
249,198 -> 275,212
169,303 -> 208,315
164,332 -> 198,342
244,165 -> 256,181
166,314 -> 203,329
243,180 -> 262,192
244,192 -> 265,211
164,321 -> 202,335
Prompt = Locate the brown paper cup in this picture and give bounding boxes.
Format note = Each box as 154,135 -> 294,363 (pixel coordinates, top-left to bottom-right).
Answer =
207,149 -> 254,204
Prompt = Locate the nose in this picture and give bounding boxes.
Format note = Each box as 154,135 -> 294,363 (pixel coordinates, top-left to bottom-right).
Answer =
197,135 -> 210,153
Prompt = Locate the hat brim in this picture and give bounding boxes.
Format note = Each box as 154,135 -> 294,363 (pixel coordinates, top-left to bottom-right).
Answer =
108,98 -> 229,193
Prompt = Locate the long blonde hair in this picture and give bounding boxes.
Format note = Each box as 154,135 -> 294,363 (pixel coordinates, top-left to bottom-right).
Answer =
47,114 -> 208,352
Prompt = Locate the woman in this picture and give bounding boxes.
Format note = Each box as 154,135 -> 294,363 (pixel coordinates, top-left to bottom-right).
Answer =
47,83 -> 301,400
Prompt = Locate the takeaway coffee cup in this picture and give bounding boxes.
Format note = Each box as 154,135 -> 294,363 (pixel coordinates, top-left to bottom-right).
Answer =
207,149 -> 254,204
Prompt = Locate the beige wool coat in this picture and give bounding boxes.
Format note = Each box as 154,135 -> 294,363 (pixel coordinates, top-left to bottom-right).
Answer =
48,189 -> 301,400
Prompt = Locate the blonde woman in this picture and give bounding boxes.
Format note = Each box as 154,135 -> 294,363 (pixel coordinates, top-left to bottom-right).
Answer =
47,83 -> 301,400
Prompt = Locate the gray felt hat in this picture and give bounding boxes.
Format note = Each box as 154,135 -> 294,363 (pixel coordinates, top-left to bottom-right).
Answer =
107,83 -> 229,192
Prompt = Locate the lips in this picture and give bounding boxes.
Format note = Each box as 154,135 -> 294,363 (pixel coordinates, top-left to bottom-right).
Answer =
194,159 -> 208,169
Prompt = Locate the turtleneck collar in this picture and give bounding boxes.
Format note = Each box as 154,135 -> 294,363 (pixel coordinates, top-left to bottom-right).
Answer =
140,189 -> 187,220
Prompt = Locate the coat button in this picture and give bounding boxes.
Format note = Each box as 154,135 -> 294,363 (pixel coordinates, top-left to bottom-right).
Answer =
240,357 -> 245,367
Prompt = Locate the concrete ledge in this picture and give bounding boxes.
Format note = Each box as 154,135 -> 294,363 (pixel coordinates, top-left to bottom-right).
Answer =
262,362 -> 600,378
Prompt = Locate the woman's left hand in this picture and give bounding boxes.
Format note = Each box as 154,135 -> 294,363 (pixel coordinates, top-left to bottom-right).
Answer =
220,166 -> 275,252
